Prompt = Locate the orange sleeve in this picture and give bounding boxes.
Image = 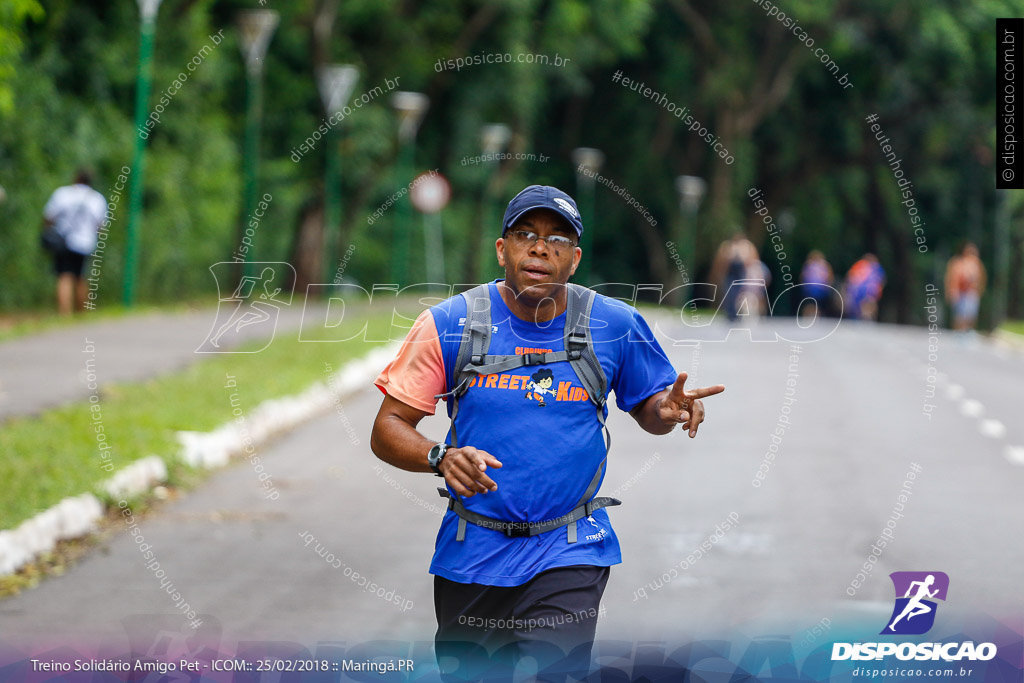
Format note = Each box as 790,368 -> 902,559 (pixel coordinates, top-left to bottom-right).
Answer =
374,308 -> 446,414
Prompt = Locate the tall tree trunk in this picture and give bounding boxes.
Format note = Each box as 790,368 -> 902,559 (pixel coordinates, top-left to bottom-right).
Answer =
636,212 -> 671,294
707,109 -> 738,249
288,200 -> 326,295
863,156 -> 883,257
285,0 -> 340,295
883,212 -> 911,323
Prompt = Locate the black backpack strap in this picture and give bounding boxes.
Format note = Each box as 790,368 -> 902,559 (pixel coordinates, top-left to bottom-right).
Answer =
438,488 -> 620,539
434,283 -> 493,447
563,283 -> 611,543
431,282 -> 617,544
458,349 -> 573,375
432,283 -> 492,542
564,283 -> 608,409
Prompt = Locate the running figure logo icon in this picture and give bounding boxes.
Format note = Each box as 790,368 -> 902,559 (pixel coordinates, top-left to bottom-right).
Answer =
881,571 -> 950,635
197,262 -> 295,353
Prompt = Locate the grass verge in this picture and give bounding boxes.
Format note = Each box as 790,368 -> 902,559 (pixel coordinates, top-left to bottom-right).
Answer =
0,296 -> 420,531
999,320 -> 1024,337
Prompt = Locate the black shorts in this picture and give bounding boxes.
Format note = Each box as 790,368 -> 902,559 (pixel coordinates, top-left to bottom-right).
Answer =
434,564 -> 609,682
54,249 -> 88,276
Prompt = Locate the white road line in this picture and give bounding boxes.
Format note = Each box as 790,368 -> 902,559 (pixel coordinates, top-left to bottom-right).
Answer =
959,399 -> 984,418
979,419 -> 1007,439
1005,446 -> 1024,466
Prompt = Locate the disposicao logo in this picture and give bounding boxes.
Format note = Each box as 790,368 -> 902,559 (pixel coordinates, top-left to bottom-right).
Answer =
832,571 -> 997,662
882,571 -> 948,635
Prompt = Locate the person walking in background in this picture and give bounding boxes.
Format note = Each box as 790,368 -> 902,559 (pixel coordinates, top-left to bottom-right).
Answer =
843,253 -> 886,321
800,250 -> 835,317
41,169 -> 107,315
944,242 -> 986,332
747,259 -> 772,316
710,232 -> 760,321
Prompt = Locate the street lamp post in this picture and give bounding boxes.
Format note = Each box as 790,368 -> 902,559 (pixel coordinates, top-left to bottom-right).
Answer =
410,172 -> 452,285
572,148 -> 604,285
389,91 -> 428,286
123,0 -> 163,307
237,10 -> 279,278
478,123 -> 511,280
317,64 -> 359,289
675,175 -> 707,305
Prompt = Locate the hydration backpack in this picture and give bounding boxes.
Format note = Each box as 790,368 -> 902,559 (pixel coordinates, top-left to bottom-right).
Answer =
433,282 -> 620,543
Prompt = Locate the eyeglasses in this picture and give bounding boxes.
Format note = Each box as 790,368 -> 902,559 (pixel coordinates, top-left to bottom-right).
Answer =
506,229 -> 577,251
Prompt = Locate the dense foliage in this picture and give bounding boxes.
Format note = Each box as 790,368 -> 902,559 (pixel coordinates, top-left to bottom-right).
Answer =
1,0 -> 1021,325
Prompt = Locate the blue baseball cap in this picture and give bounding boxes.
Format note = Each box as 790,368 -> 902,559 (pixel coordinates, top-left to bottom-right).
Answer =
502,185 -> 583,238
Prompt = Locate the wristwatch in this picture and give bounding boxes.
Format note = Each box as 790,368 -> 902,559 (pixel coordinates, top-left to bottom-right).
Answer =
427,442 -> 449,477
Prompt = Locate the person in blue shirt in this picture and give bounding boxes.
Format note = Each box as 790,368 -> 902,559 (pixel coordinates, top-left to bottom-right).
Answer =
371,185 -> 725,681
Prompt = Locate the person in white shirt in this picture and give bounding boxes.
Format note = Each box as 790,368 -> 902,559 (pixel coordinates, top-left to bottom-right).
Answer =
42,170 -> 107,314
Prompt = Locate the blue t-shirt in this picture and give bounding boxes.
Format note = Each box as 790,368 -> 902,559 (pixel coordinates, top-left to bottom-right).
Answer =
426,279 -> 678,586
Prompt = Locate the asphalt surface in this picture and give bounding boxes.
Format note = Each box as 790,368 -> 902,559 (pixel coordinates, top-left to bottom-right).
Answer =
1,315 -> 1022,657
0,301 -> 331,422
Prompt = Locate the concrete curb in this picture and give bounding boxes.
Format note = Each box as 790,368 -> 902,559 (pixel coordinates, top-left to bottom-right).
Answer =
0,343 -> 398,578
0,494 -> 103,576
176,344 -> 398,468
103,455 -> 169,499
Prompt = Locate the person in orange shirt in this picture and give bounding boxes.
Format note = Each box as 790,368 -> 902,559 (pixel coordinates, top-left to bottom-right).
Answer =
944,242 -> 987,331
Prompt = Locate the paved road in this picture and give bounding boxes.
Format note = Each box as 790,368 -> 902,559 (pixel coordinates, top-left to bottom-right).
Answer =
0,302 -> 332,422
1,317 -> 1021,658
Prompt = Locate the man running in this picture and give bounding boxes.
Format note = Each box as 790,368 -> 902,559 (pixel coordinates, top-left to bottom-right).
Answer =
371,185 -> 725,681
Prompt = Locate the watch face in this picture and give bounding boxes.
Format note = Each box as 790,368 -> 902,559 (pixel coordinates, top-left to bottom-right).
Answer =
428,443 -> 443,465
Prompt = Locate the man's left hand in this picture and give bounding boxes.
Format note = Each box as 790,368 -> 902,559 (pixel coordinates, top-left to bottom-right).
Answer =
657,372 -> 725,438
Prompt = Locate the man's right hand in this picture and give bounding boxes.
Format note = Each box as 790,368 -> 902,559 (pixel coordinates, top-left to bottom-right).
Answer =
439,447 -> 503,497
